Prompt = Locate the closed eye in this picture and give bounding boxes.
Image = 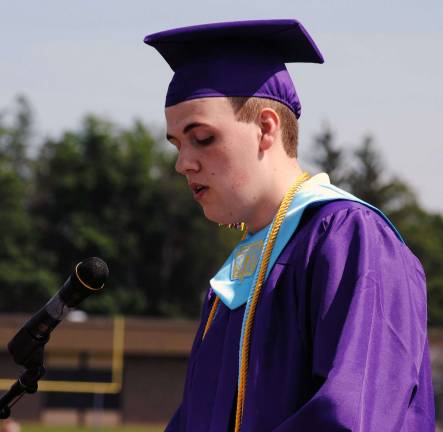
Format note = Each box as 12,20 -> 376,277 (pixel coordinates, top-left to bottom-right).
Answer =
195,136 -> 214,146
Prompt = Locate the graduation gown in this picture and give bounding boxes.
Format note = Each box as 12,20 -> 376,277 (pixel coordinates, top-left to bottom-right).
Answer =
165,200 -> 435,431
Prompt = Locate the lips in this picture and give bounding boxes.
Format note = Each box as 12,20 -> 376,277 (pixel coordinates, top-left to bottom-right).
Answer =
189,182 -> 209,199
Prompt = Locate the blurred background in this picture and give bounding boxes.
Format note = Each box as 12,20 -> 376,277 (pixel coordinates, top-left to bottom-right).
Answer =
0,0 -> 442,430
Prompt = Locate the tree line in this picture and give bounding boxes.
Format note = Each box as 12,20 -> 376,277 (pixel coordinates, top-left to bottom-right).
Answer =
1,96 -> 442,324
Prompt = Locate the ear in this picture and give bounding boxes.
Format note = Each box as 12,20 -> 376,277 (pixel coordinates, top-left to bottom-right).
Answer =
258,108 -> 280,151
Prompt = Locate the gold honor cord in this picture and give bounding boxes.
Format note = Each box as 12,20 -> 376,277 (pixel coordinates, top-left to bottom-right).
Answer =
202,296 -> 220,340
234,172 -> 310,432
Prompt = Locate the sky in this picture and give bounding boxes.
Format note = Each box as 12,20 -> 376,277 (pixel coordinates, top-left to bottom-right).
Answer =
1,0 -> 442,211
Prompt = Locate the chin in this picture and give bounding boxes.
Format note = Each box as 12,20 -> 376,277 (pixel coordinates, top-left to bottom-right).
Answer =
202,206 -> 237,226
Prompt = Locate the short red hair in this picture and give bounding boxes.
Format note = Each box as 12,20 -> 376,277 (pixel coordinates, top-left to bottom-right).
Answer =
228,97 -> 299,158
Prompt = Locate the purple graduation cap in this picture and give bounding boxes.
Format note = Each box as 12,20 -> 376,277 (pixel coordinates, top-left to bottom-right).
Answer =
144,19 -> 324,118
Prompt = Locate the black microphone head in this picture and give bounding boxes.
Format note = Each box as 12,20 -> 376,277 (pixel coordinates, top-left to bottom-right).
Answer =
59,257 -> 109,307
77,257 -> 109,289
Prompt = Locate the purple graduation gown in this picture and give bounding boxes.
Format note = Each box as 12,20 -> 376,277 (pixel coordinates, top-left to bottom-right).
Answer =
166,201 -> 435,431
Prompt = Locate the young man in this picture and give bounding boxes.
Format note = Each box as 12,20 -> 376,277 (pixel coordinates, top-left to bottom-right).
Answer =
145,20 -> 435,431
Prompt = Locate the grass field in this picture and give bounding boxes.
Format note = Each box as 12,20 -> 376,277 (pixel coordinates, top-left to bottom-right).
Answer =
21,426 -> 163,432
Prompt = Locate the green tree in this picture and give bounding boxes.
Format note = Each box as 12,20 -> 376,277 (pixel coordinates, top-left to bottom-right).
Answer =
347,136 -> 416,213
0,96 -> 57,311
0,95 -> 33,177
310,126 -> 347,187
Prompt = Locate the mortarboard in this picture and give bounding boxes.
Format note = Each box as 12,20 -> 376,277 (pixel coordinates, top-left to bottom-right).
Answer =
144,19 -> 323,118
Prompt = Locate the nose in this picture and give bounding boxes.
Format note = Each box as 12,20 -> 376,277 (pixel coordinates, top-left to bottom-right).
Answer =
175,144 -> 200,175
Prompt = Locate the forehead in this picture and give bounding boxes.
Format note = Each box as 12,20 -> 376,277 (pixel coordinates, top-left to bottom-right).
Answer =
165,97 -> 236,131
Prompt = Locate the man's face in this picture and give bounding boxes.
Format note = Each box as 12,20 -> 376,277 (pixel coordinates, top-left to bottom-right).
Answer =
165,97 -> 264,225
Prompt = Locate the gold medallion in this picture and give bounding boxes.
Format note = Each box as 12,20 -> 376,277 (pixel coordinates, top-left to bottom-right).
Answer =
231,240 -> 264,281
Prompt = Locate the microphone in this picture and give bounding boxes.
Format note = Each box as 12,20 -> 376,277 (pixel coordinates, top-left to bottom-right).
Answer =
7,257 -> 109,367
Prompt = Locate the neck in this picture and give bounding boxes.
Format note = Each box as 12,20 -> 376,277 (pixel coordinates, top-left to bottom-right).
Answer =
245,162 -> 304,233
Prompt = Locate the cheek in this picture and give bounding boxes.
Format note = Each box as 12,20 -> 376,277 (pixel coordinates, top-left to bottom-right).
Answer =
205,129 -> 257,194
230,171 -> 250,190
211,154 -> 250,192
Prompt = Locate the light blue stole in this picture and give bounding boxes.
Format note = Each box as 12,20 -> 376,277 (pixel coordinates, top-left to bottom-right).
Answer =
209,173 -> 403,311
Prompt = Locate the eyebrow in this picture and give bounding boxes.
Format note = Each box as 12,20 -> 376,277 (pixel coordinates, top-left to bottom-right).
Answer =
166,122 -> 207,141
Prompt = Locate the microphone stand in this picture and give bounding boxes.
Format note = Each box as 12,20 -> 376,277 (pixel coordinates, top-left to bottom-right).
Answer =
0,345 -> 46,419
0,257 -> 108,419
